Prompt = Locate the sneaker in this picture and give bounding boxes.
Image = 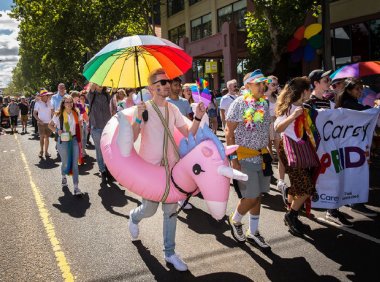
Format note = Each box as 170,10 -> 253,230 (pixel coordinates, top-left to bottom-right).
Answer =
350,204 -> 377,217
74,188 -> 83,196
228,214 -> 246,242
276,180 -> 286,192
128,211 -> 139,240
284,213 -> 304,236
165,254 -> 188,271
246,231 -> 271,249
280,183 -> 289,206
61,176 -> 67,187
326,209 -> 353,227
178,200 -> 192,210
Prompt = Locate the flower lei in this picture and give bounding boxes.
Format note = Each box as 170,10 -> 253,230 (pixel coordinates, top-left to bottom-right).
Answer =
242,89 -> 268,130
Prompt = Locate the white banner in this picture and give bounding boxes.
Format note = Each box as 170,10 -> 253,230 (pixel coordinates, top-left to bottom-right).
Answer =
312,108 -> 380,209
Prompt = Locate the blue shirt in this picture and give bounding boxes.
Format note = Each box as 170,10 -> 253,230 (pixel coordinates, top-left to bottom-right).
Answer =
50,92 -> 66,111
166,97 -> 192,117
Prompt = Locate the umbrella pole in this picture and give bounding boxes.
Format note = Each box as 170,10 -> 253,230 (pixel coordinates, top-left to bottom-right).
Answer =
135,47 -> 148,122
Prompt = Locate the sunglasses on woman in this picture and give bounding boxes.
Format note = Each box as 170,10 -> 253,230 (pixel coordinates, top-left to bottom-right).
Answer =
153,79 -> 172,86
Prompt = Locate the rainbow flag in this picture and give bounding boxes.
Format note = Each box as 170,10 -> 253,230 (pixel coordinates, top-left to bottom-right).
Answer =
191,83 -> 212,107
196,78 -> 209,89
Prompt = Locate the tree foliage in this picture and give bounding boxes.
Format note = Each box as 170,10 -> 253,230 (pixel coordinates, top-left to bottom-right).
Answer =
245,0 -> 320,73
9,0 -> 160,94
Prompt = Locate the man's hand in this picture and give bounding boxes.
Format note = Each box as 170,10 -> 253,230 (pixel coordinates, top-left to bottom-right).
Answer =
136,102 -> 146,120
194,102 -> 206,119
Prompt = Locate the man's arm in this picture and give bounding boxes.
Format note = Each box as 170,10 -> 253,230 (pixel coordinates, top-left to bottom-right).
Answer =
225,121 -> 240,170
220,109 -> 226,128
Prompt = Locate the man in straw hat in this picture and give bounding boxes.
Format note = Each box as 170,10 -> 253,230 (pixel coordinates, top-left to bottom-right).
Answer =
33,89 -> 53,158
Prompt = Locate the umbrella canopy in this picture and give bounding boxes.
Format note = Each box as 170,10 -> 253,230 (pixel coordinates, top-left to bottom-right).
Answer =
330,61 -> 380,80
83,35 -> 192,89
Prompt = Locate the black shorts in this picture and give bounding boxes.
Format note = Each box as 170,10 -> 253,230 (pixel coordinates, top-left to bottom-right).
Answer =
10,116 -> 18,126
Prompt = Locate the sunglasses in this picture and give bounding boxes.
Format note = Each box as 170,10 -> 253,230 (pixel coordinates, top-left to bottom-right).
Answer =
64,101 -> 73,104
153,79 -> 172,86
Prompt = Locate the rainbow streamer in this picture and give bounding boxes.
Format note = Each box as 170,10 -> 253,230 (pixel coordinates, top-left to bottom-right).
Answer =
196,78 -> 209,89
294,108 -> 320,149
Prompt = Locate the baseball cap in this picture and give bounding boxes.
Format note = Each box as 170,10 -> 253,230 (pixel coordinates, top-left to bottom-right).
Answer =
244,69 -> 268,85
309,69 -> 332,86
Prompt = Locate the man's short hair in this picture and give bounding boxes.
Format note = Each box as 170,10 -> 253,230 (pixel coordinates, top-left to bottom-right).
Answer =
58,83 -> 65,88
226,79 -> 237,88
172,77 -> 182,83
147,68 -> 167,85
70,91 -> 80,98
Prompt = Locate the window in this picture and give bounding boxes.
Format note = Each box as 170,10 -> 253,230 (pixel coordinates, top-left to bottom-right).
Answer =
217,0 -> 247,32
189,0 -> 201,5
191,13 -> 212,41
331,18 -> 380,68
168,24 -> 186,45
167,0 -> 184,17
369,19 -> 380,61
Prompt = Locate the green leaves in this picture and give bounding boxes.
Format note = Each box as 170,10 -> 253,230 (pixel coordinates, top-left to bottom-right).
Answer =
9,0 -> 156,94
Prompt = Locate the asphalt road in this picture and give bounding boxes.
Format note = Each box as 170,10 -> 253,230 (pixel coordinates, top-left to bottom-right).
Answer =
1,127 -> 379,282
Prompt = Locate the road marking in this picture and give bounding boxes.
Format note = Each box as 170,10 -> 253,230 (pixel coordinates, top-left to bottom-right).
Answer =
317,217 -> 380,244
15,135 -> 75,281
5,196 -> 12,200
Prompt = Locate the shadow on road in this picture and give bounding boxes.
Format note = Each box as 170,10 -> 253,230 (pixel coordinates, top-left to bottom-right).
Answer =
34,157 -> 60,169
98,182 -> 141,218
52,186 -> 91,218
129,240 -> 253,282
305,225 -> 380,281
177,206 -> 237,248
78,155 -> 96,175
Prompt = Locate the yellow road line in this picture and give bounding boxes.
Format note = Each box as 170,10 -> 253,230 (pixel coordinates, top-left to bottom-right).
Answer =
15,135 -> 75,281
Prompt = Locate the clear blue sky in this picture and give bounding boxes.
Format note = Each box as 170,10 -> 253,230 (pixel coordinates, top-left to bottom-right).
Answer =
0,0 -> 13,12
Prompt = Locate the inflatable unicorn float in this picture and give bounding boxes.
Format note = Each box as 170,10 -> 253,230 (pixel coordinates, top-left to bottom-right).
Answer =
100,108 -> 248,220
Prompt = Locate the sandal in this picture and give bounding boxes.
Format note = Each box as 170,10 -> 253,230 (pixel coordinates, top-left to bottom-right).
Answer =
45,152 -> 51,158
39,151 -> 43,158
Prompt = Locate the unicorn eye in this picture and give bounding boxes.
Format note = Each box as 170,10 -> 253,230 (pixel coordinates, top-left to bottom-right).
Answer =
192,164 -> 205,175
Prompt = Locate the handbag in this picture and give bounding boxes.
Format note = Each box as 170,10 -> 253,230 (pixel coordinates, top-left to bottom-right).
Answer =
282,134 -> 319,168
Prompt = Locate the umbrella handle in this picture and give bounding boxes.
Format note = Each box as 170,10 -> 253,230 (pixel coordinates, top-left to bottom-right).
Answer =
142,110 -> 148,122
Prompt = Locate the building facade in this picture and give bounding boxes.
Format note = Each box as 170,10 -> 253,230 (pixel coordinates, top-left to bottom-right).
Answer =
161,0 -> 251,90
330,0 -> 380,69
160,0 -> 380,89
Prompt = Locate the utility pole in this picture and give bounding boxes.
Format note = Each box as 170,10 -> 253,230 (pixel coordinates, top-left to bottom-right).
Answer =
322,0 -> 332,70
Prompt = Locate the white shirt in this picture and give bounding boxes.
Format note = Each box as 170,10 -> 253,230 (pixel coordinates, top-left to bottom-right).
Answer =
274,104 -> 302,142
34,100 -> 53,123
51,111 -> 82,135
219,93 -> 237,113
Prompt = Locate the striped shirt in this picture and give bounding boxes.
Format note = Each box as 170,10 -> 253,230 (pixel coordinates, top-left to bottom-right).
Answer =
303,94 -> 332,110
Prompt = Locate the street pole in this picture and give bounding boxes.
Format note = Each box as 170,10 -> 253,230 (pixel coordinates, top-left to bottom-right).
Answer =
322,0 -> 332,70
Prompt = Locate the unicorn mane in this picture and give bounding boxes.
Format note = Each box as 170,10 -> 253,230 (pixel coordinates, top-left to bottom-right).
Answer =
179,126 -> 226,160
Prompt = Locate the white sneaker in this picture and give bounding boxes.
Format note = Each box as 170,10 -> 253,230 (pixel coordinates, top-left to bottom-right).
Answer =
276,180 -> 286,192
178,200 -> 192,210
165,254 -> 188,271
74,188 -> 83,196
128,211 -> 139,240
246,231 -> 271,249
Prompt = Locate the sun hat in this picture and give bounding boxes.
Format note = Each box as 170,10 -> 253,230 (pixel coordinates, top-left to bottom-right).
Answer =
244,69 -> 268,85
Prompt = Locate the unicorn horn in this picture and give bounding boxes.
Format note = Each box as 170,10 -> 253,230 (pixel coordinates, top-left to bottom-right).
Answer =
217,165 -> 248,181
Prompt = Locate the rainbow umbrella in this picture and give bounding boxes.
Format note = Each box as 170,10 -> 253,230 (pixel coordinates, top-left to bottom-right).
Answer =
83,35 -> 192,91
330,61 -> 380,80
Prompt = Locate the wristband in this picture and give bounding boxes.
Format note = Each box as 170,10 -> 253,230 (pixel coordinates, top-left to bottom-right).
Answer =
194,116 -> 202,122
135,117 -> 142,124
228,154 -> 238,161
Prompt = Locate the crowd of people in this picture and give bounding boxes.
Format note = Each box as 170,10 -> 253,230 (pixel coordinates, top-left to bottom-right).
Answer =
0,66 -> 379,272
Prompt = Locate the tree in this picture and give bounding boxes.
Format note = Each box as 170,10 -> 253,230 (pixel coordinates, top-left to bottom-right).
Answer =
245,0 -> 320,73
8,0 -> 158,94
